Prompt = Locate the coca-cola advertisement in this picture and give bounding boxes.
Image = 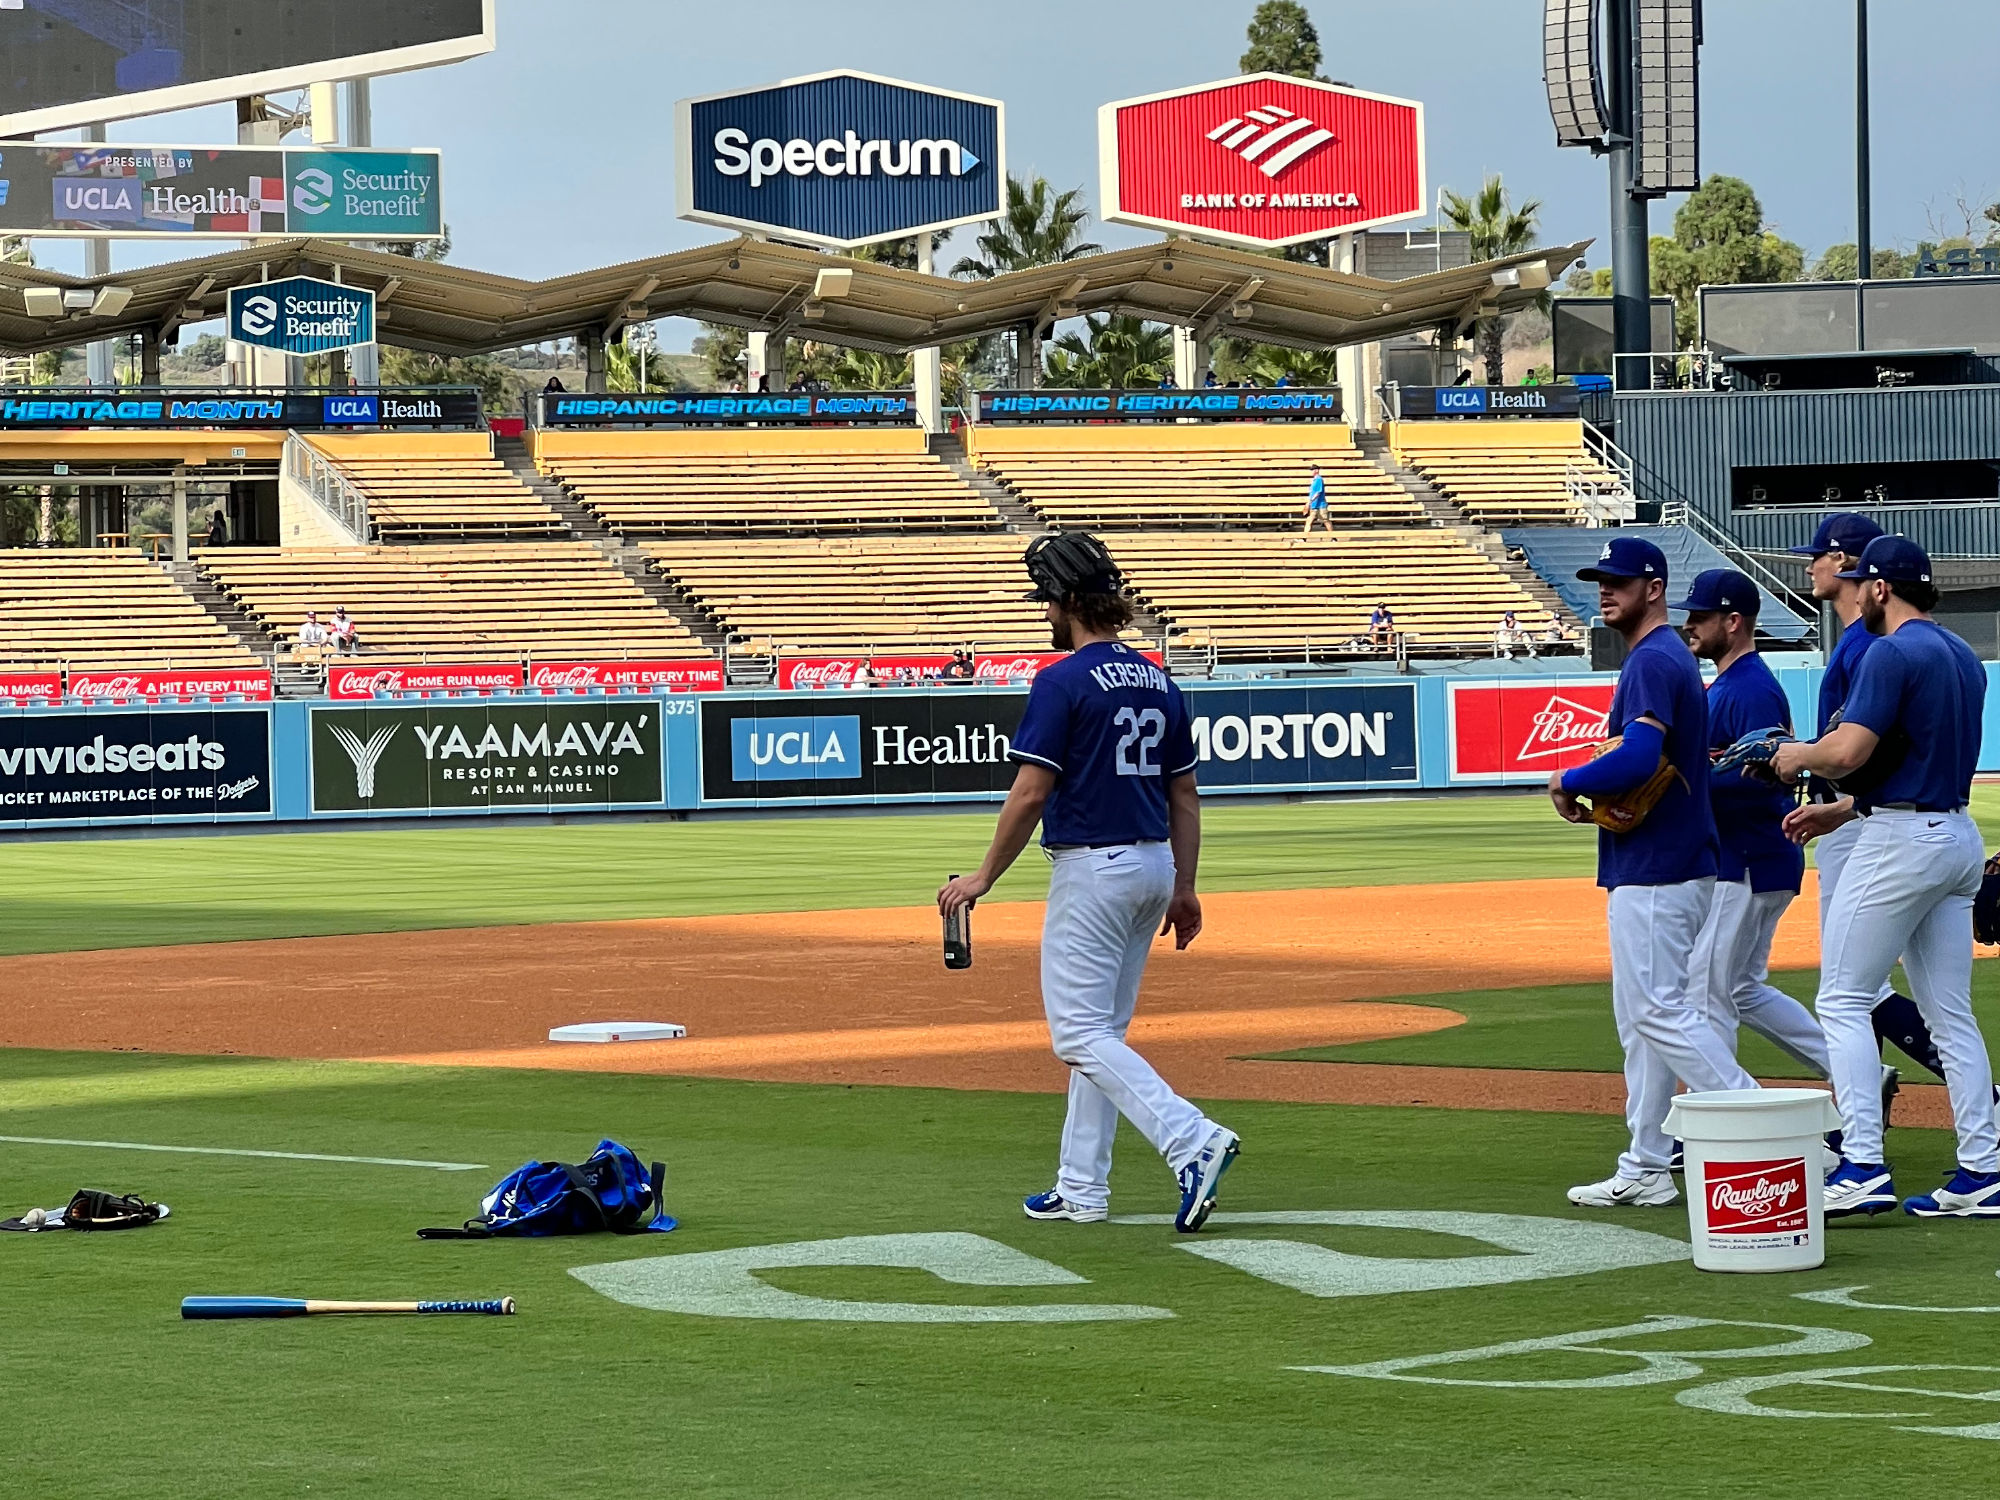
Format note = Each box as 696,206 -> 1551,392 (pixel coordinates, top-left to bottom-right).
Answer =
528,660 -> 724,693
778,651 -> 1158,692
1702,1157 -> 1809,1237
1448,679 -> 1617,782
325,662 -> 527,700
0,671 -> 63,700
67,668 -> 274,703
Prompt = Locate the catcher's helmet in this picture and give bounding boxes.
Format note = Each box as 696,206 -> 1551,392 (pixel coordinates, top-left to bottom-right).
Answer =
1023,531 -> 1123,602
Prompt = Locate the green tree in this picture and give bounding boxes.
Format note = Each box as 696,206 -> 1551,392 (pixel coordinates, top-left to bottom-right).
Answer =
606,339 -> 684,393
952,172 -> 1101,387
1810,244 -> 1915,281
1650,175 -> 1804,344
1240,0 -> 1326,78
378,347 -> 513,415
1440,175 -> 1542,383
1044,314 -> 1173,388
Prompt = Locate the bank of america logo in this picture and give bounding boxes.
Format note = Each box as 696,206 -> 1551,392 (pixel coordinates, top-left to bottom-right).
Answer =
329,723 -> 398,798
1206,104 -> 1335,177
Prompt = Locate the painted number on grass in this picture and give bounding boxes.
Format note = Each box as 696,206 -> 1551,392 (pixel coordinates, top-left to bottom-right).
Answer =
569,1232 -> 1171,1323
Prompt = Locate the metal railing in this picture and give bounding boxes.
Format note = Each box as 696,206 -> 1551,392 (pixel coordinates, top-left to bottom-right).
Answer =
1658,501 -> 1819,639
283,431 -> 371,543
1565,422 -> 1640,527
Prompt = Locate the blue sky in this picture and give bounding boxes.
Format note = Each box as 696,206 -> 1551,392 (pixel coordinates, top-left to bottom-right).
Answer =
46,0 -> 2000,350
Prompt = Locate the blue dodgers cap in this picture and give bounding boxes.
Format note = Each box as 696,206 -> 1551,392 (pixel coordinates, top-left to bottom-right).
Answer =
1676,567 -> 1761,616
1788,512 -> 1884,557
1835,533 -> 1933,584
1576,535 -> 1669,584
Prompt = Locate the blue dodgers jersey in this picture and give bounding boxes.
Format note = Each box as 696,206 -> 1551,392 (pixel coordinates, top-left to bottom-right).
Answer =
1839,619 -> 1986,811
1598,626 -> 1719,888
1818,623 -> 1876,734
1008,641 -> 1197,846
1705,651 -> 1805,894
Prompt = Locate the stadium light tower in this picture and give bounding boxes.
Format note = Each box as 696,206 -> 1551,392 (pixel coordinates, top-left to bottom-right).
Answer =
1543,0 -> 1701,389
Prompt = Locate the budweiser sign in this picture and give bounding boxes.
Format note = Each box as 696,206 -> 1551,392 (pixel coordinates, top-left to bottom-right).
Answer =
1448,681 -> 1616,781
0,671 -> 63,700
1703,1157 -> 1809,1236
67,669 -> 274,702
529,659 -> 723,693
325,662 -> 526,700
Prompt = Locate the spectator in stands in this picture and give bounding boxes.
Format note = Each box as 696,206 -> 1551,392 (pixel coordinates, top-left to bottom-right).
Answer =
1495,608 -> 1530,659
1369,603 -> 1396,648
1302,464 -> 1333,536
1274,373 -> 1292,388
205,508 -> 227,548
297,611 -> 330,651
946,649 -> 975,680
1453,368 -> 1474,386
543,375 -> 566,394
330,607 -> 360,655
1204,370 -> 1219,387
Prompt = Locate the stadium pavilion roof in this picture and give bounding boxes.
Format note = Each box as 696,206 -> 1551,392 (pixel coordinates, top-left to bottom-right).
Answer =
0,233 -> 1588,360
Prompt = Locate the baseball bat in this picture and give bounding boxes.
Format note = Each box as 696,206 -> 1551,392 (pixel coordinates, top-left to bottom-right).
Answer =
181,1296 -> 515,1320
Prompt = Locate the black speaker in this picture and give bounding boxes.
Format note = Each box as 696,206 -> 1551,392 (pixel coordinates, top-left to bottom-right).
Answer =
1590,626 -> 1630,672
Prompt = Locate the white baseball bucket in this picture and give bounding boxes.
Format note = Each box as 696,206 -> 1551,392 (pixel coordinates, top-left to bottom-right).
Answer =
1663,1088 -> 1842,1273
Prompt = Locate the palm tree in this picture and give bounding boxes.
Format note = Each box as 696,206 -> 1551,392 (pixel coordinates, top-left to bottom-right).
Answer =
1044,315 -> 1173,389
953,172 -> 1102,388
1440,175 -> 1542,384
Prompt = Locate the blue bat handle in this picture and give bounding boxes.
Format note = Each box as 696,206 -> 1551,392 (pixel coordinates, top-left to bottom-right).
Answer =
181,1297 -> 304,1319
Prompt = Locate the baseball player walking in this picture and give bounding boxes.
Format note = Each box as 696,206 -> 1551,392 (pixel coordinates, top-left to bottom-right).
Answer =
1549,538 -> 1758,1208
1772,535 -> 2000,1217
1679,569 -> 1834,1081
1781,512 -> 1966,1100
939,533 -> 1239,1233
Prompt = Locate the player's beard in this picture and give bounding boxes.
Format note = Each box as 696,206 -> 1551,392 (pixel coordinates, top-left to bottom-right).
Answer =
1858,585 -> 1889,635
1050,613 -> 1074,651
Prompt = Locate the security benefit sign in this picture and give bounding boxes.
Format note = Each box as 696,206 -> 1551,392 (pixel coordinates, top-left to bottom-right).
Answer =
0,709 -> 271,824
676,70 -> 1003,249
1181,683 -> 1418,790
310,702 -> 664,815
700,692 -> 1025,802
1099,73 -> 1424,249
228,276 -> 375,356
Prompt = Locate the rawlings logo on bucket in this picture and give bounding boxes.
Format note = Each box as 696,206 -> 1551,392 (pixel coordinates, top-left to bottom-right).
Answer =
1704,1158 -> 1809,1235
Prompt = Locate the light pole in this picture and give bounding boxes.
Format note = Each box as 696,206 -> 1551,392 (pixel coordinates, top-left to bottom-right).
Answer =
625,322 -> 657,393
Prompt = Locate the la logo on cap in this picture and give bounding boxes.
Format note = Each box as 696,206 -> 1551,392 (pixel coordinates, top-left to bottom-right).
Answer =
1599,543 -> 1613,560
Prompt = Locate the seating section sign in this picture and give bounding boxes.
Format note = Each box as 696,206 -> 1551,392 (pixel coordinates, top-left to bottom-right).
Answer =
976,388 -> 1340,422
309,702 -> 664,813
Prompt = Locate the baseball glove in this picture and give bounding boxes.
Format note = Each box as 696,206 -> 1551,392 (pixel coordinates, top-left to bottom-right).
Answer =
1976,855 -> 2000,947
1579,737 -> 1682,833
1712,726 -> 1797,786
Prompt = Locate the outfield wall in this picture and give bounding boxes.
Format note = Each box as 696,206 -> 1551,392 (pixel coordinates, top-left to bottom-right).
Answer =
0,662 -> 1979,829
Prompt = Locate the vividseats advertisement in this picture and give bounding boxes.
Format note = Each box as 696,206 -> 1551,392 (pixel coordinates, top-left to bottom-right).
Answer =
0,708 -> 271,825
308,701 -> 664,814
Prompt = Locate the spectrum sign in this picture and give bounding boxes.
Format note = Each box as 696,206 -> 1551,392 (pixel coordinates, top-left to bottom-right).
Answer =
1098,73 -> 1424,249
675,69 -> 1004,249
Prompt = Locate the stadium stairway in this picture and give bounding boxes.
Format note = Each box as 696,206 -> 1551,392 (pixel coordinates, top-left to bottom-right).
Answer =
172,561 -> 278,666
1353,431 -> 1582,634
495,434 -> 728,655
929,431 -> 1047,534
1503,525 -> 1812,641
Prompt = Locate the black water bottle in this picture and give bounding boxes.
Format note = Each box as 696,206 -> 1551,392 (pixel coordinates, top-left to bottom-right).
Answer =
943,876 -> 973,970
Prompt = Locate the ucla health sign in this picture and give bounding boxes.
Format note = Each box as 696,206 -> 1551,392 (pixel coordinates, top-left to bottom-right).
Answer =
1399,385 -> 1582,418
676,70 -> 1004,248
228,276 -> 375,355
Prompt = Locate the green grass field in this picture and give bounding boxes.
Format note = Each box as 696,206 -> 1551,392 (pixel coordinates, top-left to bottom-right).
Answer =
8,794 -> 2000,1497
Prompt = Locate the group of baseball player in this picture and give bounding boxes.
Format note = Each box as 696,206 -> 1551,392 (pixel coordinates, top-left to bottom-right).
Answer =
1553,517 -> 2000,1219
938,518 -> 2000,1234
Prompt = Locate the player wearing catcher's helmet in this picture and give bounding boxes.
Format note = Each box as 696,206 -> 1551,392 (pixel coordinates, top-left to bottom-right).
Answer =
939,533 -> 1238,1233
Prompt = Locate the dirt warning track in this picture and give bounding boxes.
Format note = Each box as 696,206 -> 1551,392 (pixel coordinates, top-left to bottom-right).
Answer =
0,874 -> 1958,1122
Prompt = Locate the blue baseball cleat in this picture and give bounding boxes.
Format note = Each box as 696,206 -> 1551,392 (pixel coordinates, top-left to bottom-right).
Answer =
1022,1189 -> 1106,1223
1823,1159 -> 1898,1218
1904,1168 -> 2000,1219
1175,1126 -> 1239,1233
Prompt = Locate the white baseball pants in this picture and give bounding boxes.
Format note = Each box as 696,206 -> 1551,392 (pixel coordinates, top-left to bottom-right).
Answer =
1609,879 -> 1760,1178
1814,809 -> 1998,1172
1041,842 -> 1217,1210
1690,879 -> 1830,1075
1814,815 -> 1894,1007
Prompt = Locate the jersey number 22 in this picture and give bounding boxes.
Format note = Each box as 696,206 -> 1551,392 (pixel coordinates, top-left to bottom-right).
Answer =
1114,708 -> 1164,777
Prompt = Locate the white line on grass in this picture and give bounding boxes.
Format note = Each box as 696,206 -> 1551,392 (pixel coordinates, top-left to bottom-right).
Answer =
0,1135 -> 486,1172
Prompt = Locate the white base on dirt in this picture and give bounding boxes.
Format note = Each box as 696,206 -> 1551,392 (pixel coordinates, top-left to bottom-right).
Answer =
1664,1087 -> 1841,1273
548,1022 -> 688,1044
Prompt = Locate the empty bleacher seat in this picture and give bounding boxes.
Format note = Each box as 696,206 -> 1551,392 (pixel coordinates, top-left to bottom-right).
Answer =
0,550 -> 261,670
305,433 -> 565,540
967,423 -> 1422,529
198,543 -> 709,662
535,429 -> 1002,535
1110,531 -> 1555,655
1387,419 -> 1622,525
